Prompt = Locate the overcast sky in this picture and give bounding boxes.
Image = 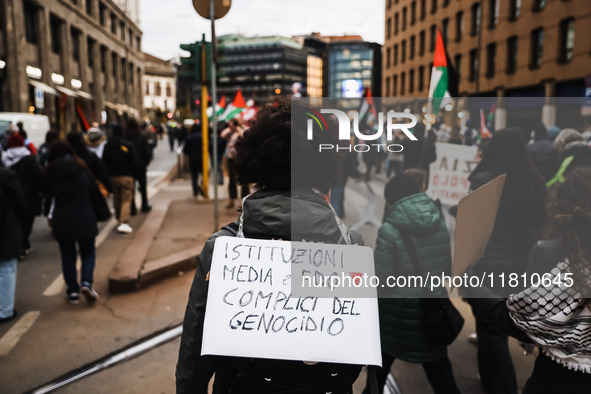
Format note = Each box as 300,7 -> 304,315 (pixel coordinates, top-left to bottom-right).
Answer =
140,0 -> 385,60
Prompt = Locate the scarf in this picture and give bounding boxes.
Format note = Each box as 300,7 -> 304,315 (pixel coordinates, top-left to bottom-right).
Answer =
507,259 -> 591,373
1,146 -> 31,168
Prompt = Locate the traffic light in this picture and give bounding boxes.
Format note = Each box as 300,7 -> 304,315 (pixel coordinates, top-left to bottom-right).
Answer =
179,38 -> 212,84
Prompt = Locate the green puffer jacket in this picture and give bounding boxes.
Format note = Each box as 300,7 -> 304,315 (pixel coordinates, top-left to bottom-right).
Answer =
375,193 -> 452,363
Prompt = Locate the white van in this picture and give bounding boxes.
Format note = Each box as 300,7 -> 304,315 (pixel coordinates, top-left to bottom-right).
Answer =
0,113 -> 51,147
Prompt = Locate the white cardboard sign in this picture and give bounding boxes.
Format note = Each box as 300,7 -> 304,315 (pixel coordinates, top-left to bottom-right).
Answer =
201,236 -> 382,366
427,142 -> 479,205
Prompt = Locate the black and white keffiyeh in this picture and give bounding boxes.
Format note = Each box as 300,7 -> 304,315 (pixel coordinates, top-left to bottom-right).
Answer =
507,260 -> 591,373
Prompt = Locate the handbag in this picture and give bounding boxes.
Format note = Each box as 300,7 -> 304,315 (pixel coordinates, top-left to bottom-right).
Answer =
398,229 -> 464,346
89,175 -> 112,222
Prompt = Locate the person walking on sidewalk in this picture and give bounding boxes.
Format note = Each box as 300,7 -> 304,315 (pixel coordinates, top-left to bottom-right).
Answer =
221,118 -> 249,209
45,140 -> 99,304
102,124 -> 140,234
183,123 -> 204,197
1,133 -> 43,258
66,131 -> 112,196
363,174 -> 460,394
0,168 -> 27,323
125,118 -> 153,215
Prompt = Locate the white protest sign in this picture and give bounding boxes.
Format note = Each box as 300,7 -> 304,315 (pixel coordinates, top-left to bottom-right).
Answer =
427,142 -> 478,206
202,236 -> 382,366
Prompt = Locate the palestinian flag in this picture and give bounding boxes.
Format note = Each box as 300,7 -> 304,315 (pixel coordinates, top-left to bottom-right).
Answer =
207,95 -> 226,119
428,29 -> 456,116
219,90 -> 246,121
358,88 -> 378,128
480,109 -> 492,140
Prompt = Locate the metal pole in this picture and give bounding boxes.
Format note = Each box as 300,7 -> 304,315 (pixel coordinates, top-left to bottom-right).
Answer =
210,0 -> 219,230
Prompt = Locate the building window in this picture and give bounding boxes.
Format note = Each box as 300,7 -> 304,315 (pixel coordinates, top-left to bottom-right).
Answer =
87,36 -> 95,68
99,2 -> 106,26
530,27 -> 544,69
393,75 -> 398,96
419,30 -> 425,56
71,27 -> 81,62
394,13 -> 399,35
386,47 -> 391,68
394,44 -> 399,65
402,7 -> 407,31
409,69 -> 415,93
431,0 -> 437,14
112,53 -> 118,79
418,66 -> 425,91
128,28 -> 133,46
558,18 -> 575,63
509,0 -> 521,21
410,35 -> 416,60
136,36 -> 141,51
166,83 -> 172,97
23,0 -> 38,44
120,21 -> 125,40
401,40 -> 407,63
111,13 -> 117,34
155,82 -> 162,96
400,72 -> 406,95
129,63 -> 134,85
100,46 -> 107,72
387,0 -> 392,9
411,1 -> 416,25
430,24 -> 436,52
471,3 -> 481,36
532,0 -> 546,12
145,81 -> 150,95
506,36 -> 518,74
486,43 -> 496,77
50,14 -> 62,54
385,77 -> 391,96
442,0 -> 450,6
488,0 -> 499,28
442,18 -> 449,44
469,48 -> 478,81
455,11 -> 463,42
420,0 -> 426,20
86,0 -> 93,16
454,54 -> 462,81
387,18 -> 392,39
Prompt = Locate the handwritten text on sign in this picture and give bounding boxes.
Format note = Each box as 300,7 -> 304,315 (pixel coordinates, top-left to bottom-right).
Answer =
201,236 -> 381,366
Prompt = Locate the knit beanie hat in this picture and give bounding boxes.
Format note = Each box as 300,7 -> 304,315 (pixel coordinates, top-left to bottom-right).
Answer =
6,133 -> 25,148
384,174 -> 420,206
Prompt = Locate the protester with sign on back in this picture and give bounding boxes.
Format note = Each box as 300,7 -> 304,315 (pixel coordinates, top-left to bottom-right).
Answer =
176,101 -> 363,393
363,174 -> 460,394
468,128 -> 548,394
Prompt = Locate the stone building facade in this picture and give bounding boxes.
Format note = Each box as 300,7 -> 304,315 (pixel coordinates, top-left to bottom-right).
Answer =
0,0 -> 144,132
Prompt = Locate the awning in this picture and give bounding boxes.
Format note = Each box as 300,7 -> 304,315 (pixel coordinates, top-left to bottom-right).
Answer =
75,90 -> 93,100
28,80 -> 59,96
55,85 -> 79,98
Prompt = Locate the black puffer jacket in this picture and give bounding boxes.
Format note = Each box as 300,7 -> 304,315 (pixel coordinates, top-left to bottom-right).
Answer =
45,156 -> 98,242
176,189 -> 363,394
0,169 -> 27,259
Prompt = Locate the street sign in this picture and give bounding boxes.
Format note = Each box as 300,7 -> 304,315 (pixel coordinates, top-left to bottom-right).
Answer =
192,0 -> 231,19
34,88 -> 44,110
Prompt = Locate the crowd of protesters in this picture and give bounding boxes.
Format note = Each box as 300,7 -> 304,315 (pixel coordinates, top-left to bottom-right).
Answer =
176,101 -> 591,394
0,119 -> 156,320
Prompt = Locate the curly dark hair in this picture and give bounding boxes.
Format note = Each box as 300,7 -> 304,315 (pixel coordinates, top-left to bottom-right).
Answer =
234,100 -> 340,192
548,167 -> 591,290
470,128 -> 548,247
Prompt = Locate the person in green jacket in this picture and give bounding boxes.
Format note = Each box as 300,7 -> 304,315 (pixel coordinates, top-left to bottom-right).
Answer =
364,174 -> 460,394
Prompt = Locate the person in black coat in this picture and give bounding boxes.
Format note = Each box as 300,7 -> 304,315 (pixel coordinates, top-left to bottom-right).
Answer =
66,131 -> 112,194
45,140 -> 99,304
102,124 -> 141,234
467,128 -> 548,394
124,118 -> 152,214
1,133 -> 43,256
0,168 -> 27,322
526,123 -> 559,181
183,123 -> 204,197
